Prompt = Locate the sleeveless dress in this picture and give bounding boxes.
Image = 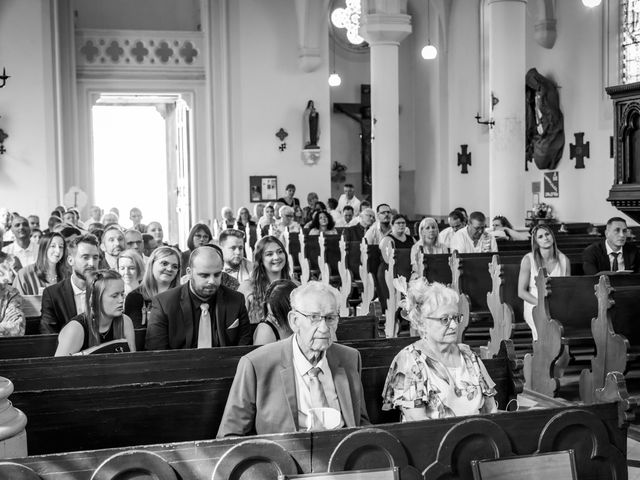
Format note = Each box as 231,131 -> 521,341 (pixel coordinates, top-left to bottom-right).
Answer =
69,313 -> 115,351
523,252 -> 568,341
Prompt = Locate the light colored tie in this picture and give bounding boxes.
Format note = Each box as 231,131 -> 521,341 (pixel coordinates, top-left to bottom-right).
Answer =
197,303 -> 212,349
308,367 -> 330,409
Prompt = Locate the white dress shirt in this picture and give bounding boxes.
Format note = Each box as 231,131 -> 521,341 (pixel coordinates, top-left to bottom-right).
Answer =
292,335 -> 344,430
2,240 -> 38,267
450,228 -> 498,254
605,241 -> 625,271
337,194 -> 361,214
70,278 -> 86,315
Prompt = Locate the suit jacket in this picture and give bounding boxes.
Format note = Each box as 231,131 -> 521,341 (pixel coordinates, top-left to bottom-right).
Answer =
40,278 -> 77,334
582,240 -> 639,275
217,336 -> 370,437
145,283 -> 251,350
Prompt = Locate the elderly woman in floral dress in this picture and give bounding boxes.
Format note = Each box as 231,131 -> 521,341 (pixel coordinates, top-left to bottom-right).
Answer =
382,279 -> 497,420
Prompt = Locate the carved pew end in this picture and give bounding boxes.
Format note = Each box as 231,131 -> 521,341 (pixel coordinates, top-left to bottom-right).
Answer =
0,378 -> 27,459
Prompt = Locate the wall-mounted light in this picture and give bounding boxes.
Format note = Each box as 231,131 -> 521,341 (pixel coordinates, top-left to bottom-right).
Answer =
582,0 -> 602,7
421,0 -> 438,60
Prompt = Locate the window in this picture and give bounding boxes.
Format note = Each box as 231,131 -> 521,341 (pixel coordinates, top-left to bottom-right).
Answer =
621,0 -> 640,83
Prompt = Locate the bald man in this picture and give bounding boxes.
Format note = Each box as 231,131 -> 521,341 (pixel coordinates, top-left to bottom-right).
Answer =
145,246 -> 251,350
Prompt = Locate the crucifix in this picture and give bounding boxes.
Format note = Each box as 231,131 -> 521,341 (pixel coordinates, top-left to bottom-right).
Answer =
333,84 -> 372,198
457,145 -> 472,174
569,132 -> 590,169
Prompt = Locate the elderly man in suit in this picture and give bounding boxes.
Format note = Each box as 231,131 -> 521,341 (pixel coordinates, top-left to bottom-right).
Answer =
217,281 -> 370,437
40,234 -> 101,334
145,246 -> 251,350
583,217 -> 639,275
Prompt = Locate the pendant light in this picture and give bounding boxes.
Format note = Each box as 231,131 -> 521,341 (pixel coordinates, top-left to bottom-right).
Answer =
328,32 -> 342,87
421,0 -> 438,60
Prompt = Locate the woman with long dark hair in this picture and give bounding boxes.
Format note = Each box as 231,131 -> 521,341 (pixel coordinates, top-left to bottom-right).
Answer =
55,270 -> 135,355
517,224 -> 570,341
13,232 -> 68,295
253,279 -> 296,345
125,246 -> 181,328
238,236 -> 292,326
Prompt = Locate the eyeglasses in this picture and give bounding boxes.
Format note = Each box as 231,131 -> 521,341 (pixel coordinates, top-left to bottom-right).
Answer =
379,210 -> 392,215
424,313 -> 463,326
294,309 -> 340,326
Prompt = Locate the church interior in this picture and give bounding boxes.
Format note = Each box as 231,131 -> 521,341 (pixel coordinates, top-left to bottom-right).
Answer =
2,0 -> 640,479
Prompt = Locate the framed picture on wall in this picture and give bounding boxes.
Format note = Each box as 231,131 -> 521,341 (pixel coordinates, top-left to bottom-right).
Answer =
249,176 -> 278,202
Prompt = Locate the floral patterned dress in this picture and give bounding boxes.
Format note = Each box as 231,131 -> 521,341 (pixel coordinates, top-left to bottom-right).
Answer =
0,285 -> 25,337
382,342 -> 497,420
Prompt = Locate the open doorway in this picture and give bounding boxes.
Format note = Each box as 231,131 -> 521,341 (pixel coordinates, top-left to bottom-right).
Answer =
91,94 -> 192,248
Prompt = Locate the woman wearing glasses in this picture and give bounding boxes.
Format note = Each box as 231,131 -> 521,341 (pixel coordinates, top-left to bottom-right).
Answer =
55,270 -> 136,355
124,246 -> 181,328
382,280 -> 497,420
180,223 -> 212,276
518,224 -> 569,341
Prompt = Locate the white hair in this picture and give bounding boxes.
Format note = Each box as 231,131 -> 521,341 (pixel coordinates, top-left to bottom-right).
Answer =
290,281 -> 340,312
404,279 -> 459,337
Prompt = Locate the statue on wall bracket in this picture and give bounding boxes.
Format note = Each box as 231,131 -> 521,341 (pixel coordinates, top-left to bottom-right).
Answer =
525,68 -> 564,171
303,100 -> 320,149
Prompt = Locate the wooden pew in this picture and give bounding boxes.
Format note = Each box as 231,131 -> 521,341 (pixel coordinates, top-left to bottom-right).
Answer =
0,315 -> 379,361
423,253 -> 452,284
6,340 -> 522,455
2,400 -> 626,480
524,271 -> 640,398
580,275 -> 640,405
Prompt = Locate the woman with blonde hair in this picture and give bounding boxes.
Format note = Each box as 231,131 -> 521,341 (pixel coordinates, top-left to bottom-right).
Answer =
125,246 -> 181,327
382,279 -> 497,420
410,217 -> 447,271
117,249 -> 145,296
55,270 -> 136,355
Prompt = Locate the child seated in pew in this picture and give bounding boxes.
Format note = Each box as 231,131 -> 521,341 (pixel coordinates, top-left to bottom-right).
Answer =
0,252 -> 25,336
55,270 -> 136,356
518,224 -> 570,341
253,279 -> 296,345
382,280 -> 497,420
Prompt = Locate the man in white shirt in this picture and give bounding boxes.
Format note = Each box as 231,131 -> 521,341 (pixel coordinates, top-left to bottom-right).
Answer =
40,234 -> 101,333
450,211 -> 498,253
2,215 -> 37,268
335,205 -> 359,228
217,281 -> 370,436
364,204 -> 393,245
336,184 -> 361,214
438,210 -> 466,250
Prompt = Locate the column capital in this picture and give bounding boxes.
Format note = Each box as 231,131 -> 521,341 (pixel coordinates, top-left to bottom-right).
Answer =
360,13 -> 412,46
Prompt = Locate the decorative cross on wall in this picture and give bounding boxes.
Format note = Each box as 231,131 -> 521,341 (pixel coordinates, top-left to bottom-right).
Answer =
569,132 -> 590,169
276,128 -> 288,152
457,144 -> 472,174
0,68 -> 10,88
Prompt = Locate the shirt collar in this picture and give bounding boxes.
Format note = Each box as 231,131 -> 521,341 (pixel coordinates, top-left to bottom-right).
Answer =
70,278 -> 85,295
292,334 -> 327,376
605,240 -> 622,255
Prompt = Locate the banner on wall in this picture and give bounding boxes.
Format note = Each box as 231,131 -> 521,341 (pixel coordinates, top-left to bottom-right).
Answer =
544,171 -> 559,198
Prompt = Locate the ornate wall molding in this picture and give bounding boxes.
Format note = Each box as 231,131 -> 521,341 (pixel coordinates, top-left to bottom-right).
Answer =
76,29 -> 205,79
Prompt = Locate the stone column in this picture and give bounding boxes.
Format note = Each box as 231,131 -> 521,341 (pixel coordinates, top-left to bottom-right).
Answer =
0,377 -> 27,458
488,0 -> 527,224
360,0 -> 411,210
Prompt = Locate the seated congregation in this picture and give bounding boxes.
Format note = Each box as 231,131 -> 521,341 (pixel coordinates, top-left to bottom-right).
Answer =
0,189 -> 638,479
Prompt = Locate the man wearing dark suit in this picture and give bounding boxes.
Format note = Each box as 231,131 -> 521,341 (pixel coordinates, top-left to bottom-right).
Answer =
40,234 -> 101,334
583,217 -> 640,275
145,246 -> 251,350
343,208 -> 376,243
217,281 -> 370,437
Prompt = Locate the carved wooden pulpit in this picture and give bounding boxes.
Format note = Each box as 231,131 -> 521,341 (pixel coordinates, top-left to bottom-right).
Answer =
607,83 -> 640,222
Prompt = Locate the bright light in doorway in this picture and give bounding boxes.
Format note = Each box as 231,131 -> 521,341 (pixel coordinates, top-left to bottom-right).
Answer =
92,106 -> 168,233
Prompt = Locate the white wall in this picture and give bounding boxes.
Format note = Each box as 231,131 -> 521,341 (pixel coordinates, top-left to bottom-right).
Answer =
0,0 -> 57,219
227,0 -> 331,211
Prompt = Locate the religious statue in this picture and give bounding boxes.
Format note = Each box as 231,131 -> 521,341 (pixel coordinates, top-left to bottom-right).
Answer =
525,68 -> 564,170
303,100 -> 320,149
